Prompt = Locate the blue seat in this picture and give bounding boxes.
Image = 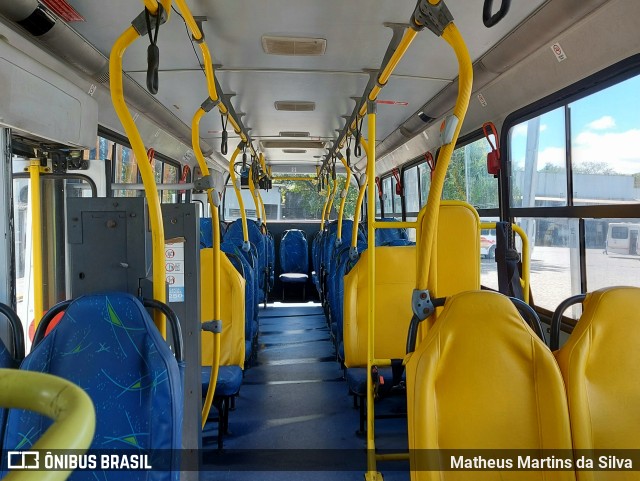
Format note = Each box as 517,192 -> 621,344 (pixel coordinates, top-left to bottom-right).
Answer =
225,219 -> 269,304
279,229 -> 309,300
2,293 -> 183,481
266,232 -> 275,290
201,365 -> 243,398
0,303 -> 24,450
221,243 -> 258,364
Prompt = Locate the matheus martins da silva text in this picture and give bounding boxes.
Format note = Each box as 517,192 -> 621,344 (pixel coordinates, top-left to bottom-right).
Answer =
450,455 -> 633,470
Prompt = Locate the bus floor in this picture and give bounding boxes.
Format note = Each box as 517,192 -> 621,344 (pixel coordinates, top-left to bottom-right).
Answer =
201,302 -> 410,480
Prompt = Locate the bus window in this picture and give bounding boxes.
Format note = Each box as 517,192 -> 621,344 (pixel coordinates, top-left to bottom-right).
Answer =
443,137 -> 499,209
589,219 -> 640,291
382,177 -> 392,216
569,75 -> 640,206
418,162 -> 431,207
112,144 -> 141,198
509,107 -> 567,208
404,166 -> 419,214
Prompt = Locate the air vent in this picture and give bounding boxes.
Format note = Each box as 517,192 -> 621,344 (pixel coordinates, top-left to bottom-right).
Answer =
279,131 -> 310,138
261,140 -> 326,149
283,149 -> 307,154
262,36 -> 326,56
274,101 -> 315,112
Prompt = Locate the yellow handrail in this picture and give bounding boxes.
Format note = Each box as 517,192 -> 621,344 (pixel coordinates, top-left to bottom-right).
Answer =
336,156 -> 352,244
0,369 -> 95,481
365,102 -> 378,479
319,178 -> 332,231
228,147 -> 249,245
109,25 -> 166,337
248,165 -> 261,223
351,138 -> 370,249
415,22 -> 472,291
28,159 -> 44,324
190,108 -> 221,429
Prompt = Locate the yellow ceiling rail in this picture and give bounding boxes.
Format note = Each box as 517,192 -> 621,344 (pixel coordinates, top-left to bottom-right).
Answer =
336,155 -> 352,245
0,369 -> 95,481
173,0 -> 258,158
140,0 -> 171,17
109,24 -> 167,336
228,146 -> 250,248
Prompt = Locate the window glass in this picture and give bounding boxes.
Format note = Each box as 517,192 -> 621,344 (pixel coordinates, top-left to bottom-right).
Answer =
223,175 -> 357,222
443,138 -> 499,209
418,162 -> 432,207
162,163 -> 179,203
391,176 -> 402,216
569,75 -> 640,205
382,177 -> 392,215
514,217 -> 582,314
113,144 -> 141,197
404,166 -> 419,213
509,107 -> 567,207
587,218 -> 640,291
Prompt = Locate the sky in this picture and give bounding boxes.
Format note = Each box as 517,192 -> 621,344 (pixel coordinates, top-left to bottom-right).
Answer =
510,74 -> 640,175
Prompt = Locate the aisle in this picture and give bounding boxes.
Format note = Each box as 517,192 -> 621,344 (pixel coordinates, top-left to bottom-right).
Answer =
202,302 -> 409,480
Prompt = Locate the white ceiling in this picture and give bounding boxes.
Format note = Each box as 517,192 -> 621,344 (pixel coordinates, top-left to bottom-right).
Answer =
66,0 -> 547,170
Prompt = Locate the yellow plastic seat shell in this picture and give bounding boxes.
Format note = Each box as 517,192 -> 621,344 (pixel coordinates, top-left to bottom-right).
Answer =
200,248 -> 245,368
555,286 -> 640,481
406,290 -> 574,481
343,201 -> 480,368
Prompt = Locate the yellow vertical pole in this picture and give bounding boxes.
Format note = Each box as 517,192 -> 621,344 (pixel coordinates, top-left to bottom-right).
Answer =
248,165 -> 261,223
336,156 -> 352,244
28,159 -> 44,324
365,101 -> 381,481
320,178 -> 332,231
351,138 -> 370,250
110,26 -> 166,337
191,107 -> 221,427
227,147 -> 249,245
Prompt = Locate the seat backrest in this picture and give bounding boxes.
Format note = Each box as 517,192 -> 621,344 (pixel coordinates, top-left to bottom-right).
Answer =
555,286 -> 640,455
343,201 -> 480,367
406,291 -> 574,480
200,248 -> 245,368
280,229 -> 309,274
374,217 -> 409,245
2,293 -> 183,479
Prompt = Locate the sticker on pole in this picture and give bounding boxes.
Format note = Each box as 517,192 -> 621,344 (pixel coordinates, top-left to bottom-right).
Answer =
165,238 -> 185,303
550,42 -> 567,62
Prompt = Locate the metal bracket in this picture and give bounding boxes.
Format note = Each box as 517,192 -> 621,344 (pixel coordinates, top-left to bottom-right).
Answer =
349,246 -> 359,261
201,97 -> 220,113
131,7 -> 168,36
367,99 -> 377,115
412,289 -> 435,321
194,174 -> 214,191
335,238 -> 342,248
411,0 -> 454,36
202,320 -> 222,333
241,240 -> 251,253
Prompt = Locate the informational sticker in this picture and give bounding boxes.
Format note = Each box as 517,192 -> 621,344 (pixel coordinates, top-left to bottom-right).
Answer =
165,241 -> 185,303
477,93 -> 488,107
551,42 -> 567,62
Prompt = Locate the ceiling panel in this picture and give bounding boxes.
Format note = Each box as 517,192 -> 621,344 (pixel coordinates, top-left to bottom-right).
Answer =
66,0 -> 548,167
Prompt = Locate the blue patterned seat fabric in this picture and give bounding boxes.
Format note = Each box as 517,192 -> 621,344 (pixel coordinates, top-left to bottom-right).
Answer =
2,293 -> 183,481
279,229 -> 309,283
225,219 -> 269,304
201,365 -> 243,398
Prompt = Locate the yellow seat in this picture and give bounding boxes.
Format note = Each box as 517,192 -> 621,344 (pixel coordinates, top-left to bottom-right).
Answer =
343,201 -> 480,368
406,290 -> 575,481
555,286 -> 640,481
200,248 -> 245,368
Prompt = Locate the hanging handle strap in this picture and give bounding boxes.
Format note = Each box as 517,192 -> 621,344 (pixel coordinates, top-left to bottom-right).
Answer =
483,0 -> 511,28
145,4 -> 163,94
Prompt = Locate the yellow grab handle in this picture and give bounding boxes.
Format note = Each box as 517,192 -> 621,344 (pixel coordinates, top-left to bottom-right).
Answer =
0,369 -> 95,481
228,147 -> 249,245
110,25 -> 167,337
336,156 -> 352,243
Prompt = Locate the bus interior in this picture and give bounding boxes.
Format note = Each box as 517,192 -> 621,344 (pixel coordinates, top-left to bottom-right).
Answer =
0,0 -> 639,480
